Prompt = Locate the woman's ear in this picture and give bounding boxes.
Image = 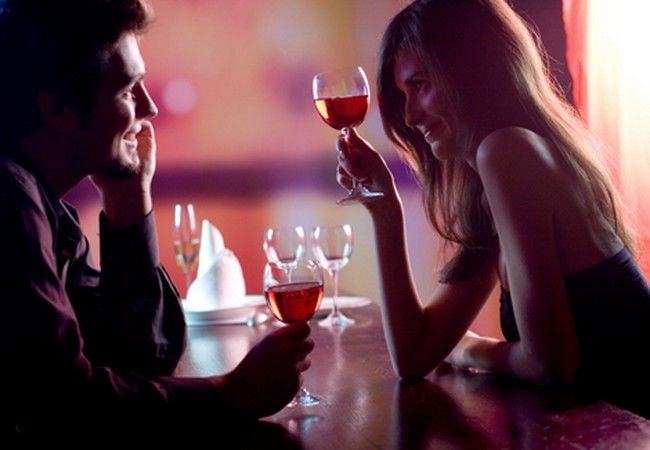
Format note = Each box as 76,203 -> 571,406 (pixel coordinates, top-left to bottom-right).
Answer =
37,93 -> 80,132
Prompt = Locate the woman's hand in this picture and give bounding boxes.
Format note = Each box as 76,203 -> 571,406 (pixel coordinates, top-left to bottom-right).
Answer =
444,330 -> 482,369
336,128 -> 400,211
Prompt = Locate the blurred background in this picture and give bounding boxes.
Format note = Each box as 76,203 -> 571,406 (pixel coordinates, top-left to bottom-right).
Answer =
66,0 -> 650,339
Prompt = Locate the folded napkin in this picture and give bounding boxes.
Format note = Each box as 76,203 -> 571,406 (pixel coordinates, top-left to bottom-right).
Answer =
184,220 -> 246,312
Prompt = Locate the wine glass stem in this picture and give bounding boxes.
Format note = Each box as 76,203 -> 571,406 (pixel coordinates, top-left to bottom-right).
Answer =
330,269 -> 340,317
184,270 -> 193,297
340,127 -> 363,193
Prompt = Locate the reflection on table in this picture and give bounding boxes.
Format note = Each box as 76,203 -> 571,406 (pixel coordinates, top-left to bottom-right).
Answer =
175,303 -> 650,449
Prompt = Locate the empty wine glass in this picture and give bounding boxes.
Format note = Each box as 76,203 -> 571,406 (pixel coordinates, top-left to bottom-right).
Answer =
264,259 -> 324,407
311,224 -> 354,327
312,66 -> 384,204
263,226 -> 306,277
173,203 -> 200,298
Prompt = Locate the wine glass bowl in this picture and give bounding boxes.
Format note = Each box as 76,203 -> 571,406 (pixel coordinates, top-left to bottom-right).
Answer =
173,203 -> 200,298
263,226 -> 306,275
264,260 -> 324,324
313,69 -> 369,130
311,224 -> 355,327
312,66 -> 384,204
264,259 -> 324,407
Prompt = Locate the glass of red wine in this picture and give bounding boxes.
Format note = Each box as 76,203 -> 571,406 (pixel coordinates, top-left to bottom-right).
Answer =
312,66 -> 384,204
263,259 -> 324,407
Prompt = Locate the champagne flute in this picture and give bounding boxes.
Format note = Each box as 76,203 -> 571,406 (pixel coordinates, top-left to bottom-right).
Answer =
263,226 -> 306,277
312,66 -> 384,204
311,224 -> 354,327
264,259 -> 324,407
173,203 -> 200,298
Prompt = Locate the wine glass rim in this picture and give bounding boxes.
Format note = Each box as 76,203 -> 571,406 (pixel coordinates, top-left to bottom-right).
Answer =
173,203 -> 199,237
313,65 -> 367,78
264,259 -> 324,288
265,258 -> 321,269
265,225 -> 306,236
312,224 -> 352,232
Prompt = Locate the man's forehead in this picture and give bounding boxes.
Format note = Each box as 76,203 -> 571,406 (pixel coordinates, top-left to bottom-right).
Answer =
104,34 -> 145,86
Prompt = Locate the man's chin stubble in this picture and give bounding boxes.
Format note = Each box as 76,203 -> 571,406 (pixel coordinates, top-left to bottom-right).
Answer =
103,161 -> 140,179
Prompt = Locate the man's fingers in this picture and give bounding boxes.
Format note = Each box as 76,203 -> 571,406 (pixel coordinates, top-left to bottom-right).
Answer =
298,337 -> 315,354
274,322 -> 311,341
296,356 -> 311,373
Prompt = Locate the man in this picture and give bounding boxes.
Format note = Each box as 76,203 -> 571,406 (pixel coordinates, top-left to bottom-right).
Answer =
0,0 -> 312,438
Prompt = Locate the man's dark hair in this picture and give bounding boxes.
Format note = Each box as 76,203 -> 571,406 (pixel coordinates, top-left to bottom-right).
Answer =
0,0 -> 153,145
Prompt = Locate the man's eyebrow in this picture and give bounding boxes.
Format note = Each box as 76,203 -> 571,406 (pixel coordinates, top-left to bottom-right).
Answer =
131,72 -> 146,83
116,71 -> 145,86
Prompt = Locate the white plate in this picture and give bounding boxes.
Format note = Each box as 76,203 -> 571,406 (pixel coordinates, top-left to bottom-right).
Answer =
314,296 -> 372,318
319,296 -> 372,311
183,296 -> 265,326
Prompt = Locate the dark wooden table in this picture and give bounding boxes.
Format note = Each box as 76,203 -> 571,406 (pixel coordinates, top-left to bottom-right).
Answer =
175,303 -> 650,449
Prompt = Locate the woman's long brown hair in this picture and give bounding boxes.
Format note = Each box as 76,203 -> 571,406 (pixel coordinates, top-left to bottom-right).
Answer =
377,0 -> 632,278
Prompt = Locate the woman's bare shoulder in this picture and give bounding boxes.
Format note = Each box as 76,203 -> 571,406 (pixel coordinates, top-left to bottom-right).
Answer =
475,127 -> 560,181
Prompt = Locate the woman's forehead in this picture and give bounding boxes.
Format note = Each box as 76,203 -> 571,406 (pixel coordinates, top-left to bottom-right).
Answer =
393,48 -> 426,83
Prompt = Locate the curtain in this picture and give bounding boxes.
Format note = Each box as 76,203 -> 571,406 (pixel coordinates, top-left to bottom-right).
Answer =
563,0 -> 650,274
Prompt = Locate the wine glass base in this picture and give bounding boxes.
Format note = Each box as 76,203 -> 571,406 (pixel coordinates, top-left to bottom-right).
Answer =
287,388 -> 321,407
337,188 -> 384,205
318,310 -> 355,328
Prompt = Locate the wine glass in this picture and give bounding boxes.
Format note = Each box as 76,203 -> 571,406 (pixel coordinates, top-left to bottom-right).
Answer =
173,203 -> 200,298
311,224 -> 354,327
264,259 -> 324,407
263,226 -> 306,277
312,66 -> 384,204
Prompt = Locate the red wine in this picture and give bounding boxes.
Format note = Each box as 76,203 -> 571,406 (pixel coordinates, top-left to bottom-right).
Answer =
314,95 -> 368,130
265,281 -> 324,323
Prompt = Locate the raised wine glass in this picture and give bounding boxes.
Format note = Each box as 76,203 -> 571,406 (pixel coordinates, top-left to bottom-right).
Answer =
173,203 -> 200,298
311,224 -> 354,327
264,259 -> 324,407
263,226 -> 306,277
312,66 -> 384,204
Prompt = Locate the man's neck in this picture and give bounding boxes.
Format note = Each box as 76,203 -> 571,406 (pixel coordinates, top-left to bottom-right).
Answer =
19,130 -> 86,198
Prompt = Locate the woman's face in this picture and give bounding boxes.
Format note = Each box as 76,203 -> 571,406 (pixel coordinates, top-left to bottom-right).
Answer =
393,48 -> 461,161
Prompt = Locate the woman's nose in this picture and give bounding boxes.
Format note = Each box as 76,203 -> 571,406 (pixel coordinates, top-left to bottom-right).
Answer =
403,96 -> 421,128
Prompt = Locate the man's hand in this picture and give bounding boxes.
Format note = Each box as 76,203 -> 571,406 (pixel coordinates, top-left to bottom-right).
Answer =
215,323 -> 315,420
91,120 -> 156,228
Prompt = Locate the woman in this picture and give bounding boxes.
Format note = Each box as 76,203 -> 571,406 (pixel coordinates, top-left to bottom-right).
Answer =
338,0 -> 650,416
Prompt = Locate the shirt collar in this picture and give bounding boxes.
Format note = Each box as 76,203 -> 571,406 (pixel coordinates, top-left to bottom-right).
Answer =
3,142 -> 70,220
2,143 -> 83,266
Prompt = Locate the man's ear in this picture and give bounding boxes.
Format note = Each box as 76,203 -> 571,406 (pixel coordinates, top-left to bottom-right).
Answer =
37,93 -> 80,132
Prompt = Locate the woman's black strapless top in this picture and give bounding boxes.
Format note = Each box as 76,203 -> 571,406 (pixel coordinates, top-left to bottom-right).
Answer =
499,248 -> 650,416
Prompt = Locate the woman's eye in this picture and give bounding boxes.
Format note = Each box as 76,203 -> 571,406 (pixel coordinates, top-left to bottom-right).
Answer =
413,80 -> 427,91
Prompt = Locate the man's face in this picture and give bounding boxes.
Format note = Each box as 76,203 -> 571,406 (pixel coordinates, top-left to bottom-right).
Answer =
77,33 -> 157,177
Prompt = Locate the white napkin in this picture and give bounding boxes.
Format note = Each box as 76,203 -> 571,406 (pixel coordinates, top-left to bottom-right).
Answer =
184,220 -> 246,312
